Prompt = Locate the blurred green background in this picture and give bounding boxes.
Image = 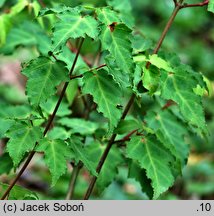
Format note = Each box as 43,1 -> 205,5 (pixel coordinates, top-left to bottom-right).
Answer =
0,0 -> 213,199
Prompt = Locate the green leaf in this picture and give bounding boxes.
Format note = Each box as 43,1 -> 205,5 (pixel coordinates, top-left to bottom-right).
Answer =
58,118 -> 99,135
39,4 -> 73,16
132,34 -> 153,54
52,10 -> 99,52
126,135 -> 175,199
97,146 -> 123,192
132,63 -> 143,96
0,104 -> 32,138
149,54 -> 174,71
68,137 -> 97,177
0,21 -> 51,55
82,69 -> 122,135
142,65 -> 160,95
0,183 -> 38,200
66,80 -> 78,105
0,153 -> 13,175
40,96 -> 71,117
0,14 -> 11,46
160,65 -> 207,134
115,118 -> 141,135
105,55 -> 130,88
187,182 -> 214,196
128,161 -> 153,199
31,0 -> 44,28
208,0 -> 214,13
10,0 -> 29,16
99,23 -> 134,81
158,51 -> 181,67
56,46 -> 88,71
85,142 -> 123,192
37,138 -> 71,185
106,0 -> 134,28
107,0 -> 132,14
96,7 -> 120,25
0,104 -> 31,119
6,122 -> 42,166
145,110 -> 189,168
97,8 -> 135,86
22,57 -> 68,107
0,118 -> 13,139
146,54 -> 207,134
0,0 -> 6,7
47,127 -> 71,140
0,84 -> 27,103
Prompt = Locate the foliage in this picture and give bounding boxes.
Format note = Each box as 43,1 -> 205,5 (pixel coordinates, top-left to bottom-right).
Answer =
6,122 -> 42,166
82,69 -> 122,135
0,182 -> 38,200
0,0 -> 213,200
22,57 -> 68,107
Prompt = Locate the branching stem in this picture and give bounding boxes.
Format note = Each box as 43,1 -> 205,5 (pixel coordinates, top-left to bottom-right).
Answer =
0,39 -> 84,200
173,0 -> 178,6
180,0 -> 209,9
83,0 -> 185,200
65,57 -> 106,200
38,0 -> 46,7
113,130 -> 138,144
65,162 -> 83,200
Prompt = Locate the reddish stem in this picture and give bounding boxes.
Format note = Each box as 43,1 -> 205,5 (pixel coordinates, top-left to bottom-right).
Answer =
83,0 -> 185,200
180,0 -> 209,9
114,129 -> 138,144
0,39 -> 85,200
161,100 -> 177,110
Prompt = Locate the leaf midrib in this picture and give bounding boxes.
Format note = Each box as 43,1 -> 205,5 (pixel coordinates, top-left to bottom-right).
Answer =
53,18 -> 82,51
35,63 -> 52,105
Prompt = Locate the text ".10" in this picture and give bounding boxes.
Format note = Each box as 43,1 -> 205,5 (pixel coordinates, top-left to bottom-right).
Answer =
200,203 -> 212,212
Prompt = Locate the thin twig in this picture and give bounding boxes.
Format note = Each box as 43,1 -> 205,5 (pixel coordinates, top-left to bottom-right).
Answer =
43,82 -> 69,136
65,163 -> 83,200
146,0 -> 184,68
83,0 -> 184,200
68,41 -> 92,67
65,56 -> 106,200
94,63 -> 107,70
38,0 -> 46,7
65,111 -> 89,200
113,130 -> 138,144
0,39 -> 85,200
70,64 -> 107,80
180,0 -> 209,9
161,100 -> 177,110
173,0 -> 178,6
70,74 -> 83,80
68,63 -> 107,117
